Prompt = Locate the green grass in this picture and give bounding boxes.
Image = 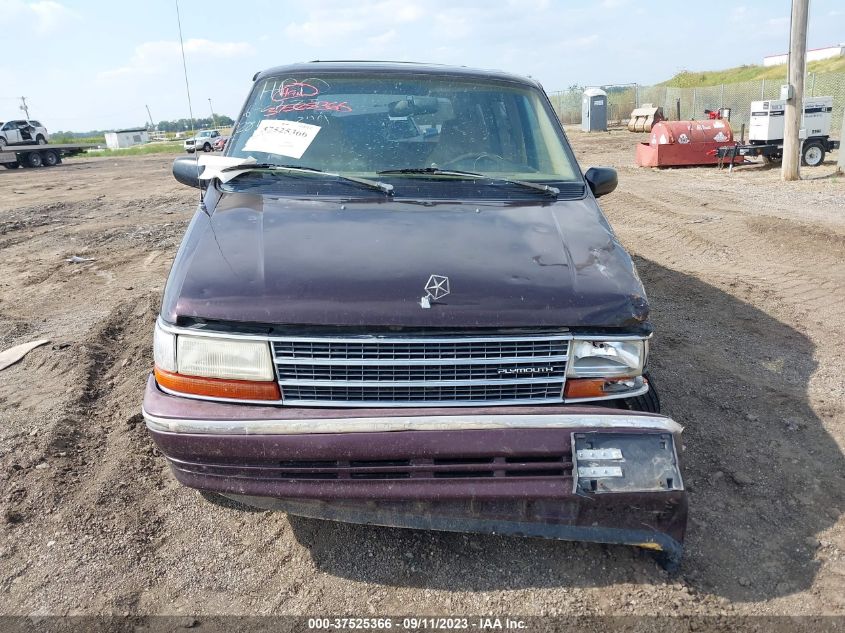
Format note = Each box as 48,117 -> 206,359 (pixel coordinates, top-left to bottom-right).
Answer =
50,134 -> 106,145
662,56 -> 845,87
73,142 -> 185,158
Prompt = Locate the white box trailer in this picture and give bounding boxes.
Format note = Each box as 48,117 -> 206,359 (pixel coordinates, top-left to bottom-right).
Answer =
717,96 -> 839,167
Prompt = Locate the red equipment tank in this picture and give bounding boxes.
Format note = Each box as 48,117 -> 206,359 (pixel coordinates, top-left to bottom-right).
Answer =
635,117 -> 743,167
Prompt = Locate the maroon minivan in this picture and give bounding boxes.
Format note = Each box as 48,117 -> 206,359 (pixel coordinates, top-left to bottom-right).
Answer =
143,61 -> 686,568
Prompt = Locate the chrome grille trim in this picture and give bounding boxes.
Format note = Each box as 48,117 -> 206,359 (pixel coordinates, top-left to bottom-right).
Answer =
283,399 -> 566,408
273,337 -> 569,362
281,383 -> 565,404
271,334 -> 572,344
278,377 -> 564,387
274,355 -> 568,366
276,362 -> 567,383
271,334 -> 569,407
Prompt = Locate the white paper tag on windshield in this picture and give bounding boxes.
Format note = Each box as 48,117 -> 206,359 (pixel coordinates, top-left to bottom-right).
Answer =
242,120 -> 321,159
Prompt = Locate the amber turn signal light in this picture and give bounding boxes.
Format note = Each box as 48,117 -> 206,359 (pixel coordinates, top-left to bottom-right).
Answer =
564,376 -> 640,399
154,366 -> 281,401
564,378 -> 608,399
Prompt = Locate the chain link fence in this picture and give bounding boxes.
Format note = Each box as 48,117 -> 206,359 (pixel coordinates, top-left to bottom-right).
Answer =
549,71 -> 845,136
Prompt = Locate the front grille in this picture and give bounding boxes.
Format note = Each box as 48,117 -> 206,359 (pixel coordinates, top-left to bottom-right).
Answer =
276,361 -> 566,382
282,382 -> 565,403
272,334 -> 569,406
274,338 -> 567,361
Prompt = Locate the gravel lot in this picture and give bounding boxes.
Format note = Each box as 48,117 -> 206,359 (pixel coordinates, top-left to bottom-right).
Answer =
1,135 -> 843,621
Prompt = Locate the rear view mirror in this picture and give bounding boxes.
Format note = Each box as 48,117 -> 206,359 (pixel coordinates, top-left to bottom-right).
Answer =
389,96 -> 440,117
172,156 -> 202,188
584,167 -> 618,198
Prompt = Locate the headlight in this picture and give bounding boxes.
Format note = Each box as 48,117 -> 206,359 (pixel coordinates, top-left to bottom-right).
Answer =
153,321 -> 279,401
567,339 -> 646,378
177,335 -> 274,381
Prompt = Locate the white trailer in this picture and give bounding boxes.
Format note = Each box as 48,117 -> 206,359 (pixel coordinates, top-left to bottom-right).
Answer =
719,96 -> 839,166
104,128 -> 149,149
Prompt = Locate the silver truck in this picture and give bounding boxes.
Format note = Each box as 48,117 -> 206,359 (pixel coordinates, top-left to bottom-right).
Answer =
183,129 -> 221,153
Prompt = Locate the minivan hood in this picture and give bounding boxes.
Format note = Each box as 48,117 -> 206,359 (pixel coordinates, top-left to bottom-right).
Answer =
161,192 -> 649,329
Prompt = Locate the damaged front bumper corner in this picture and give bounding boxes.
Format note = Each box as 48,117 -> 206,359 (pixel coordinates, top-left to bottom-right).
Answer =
142,377 -> 687,568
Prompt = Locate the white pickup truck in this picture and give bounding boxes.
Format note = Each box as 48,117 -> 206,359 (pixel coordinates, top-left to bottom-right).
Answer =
183,129 -> 221,153
0,120 -> 49,147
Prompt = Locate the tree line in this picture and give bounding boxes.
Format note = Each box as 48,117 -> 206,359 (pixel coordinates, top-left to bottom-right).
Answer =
153,115 -> 235,132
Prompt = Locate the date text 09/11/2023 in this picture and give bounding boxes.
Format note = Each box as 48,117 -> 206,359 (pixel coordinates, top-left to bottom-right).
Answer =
307,617 -> 528,630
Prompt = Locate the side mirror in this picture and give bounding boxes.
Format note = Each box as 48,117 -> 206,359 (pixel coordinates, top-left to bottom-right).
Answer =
584,167 -> 618,198
172,156 -> 202,188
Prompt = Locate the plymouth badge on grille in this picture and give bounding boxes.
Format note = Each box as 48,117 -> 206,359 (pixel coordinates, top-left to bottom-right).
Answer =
420,274 -> 450,309
497,367 -> 554,376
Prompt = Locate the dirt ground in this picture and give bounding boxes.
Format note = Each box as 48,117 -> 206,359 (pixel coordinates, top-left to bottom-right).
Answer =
1,134 -> 843,620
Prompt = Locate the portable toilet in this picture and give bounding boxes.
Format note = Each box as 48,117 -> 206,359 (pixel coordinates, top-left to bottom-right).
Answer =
582,88 -> 608,132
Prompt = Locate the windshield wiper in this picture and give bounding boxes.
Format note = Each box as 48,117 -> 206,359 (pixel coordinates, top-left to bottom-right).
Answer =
376,167 -> 559,198
222,163 -> 394,195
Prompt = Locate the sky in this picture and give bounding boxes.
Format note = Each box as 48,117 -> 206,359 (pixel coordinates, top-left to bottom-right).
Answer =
2,0 -> 843,132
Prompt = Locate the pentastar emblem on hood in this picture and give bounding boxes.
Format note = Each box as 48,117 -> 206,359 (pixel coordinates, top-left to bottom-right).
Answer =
420,274 -> 450,309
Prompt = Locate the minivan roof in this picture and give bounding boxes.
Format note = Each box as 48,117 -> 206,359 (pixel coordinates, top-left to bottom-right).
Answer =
253,61 -> 541,89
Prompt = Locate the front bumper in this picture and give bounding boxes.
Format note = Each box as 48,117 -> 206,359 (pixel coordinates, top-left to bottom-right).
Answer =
143,377 -> 687,565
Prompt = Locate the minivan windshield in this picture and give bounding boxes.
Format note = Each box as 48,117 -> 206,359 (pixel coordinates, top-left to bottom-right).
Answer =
226,73 -> 579,183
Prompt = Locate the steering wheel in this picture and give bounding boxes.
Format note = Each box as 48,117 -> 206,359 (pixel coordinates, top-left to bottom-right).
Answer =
441,152 -> 507,171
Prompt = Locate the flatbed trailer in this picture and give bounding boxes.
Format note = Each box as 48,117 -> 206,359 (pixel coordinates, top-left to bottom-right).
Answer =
716,135 -> 839,169
0,143 -> 95,169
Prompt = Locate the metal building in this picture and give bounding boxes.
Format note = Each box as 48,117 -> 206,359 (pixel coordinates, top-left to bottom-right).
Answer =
581,88 -> 608,132
104,128 -> 149,150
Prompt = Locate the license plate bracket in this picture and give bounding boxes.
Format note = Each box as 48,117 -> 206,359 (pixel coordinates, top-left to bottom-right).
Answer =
572,432 -> 683,494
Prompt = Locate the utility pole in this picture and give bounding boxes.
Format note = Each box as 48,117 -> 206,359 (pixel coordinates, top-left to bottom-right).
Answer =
208,98 -> 217,129
838,105 -> 845,174
145,104 -> 156,130
782,0 -> 809,181
19,96 -> 30,119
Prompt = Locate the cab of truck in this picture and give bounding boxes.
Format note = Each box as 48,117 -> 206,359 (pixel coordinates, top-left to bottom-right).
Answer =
144,61 -> 686,568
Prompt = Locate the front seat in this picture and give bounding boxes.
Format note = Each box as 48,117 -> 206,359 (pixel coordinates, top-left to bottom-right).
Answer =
427,110 -> 490,167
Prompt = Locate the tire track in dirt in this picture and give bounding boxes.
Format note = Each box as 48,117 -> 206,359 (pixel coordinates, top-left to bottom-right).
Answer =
64,294 -> 162,487
607,189 -> 845,318
2,294 -> 166,570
